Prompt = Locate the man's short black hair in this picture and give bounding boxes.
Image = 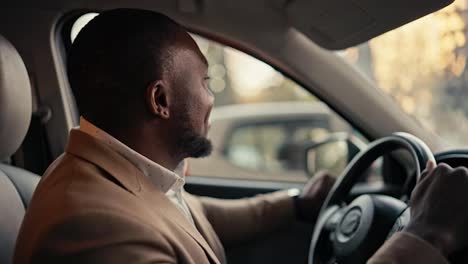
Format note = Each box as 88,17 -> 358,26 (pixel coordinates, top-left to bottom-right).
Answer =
68,8 -> 185,132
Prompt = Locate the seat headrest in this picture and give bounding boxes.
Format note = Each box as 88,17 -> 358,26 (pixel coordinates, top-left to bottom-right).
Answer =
0,35 -> 32,160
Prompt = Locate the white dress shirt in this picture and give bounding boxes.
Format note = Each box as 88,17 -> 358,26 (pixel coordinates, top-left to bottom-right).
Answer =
79,117 -> 195,225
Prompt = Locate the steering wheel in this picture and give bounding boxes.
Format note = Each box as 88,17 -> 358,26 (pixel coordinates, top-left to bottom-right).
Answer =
308,132 -> 435,264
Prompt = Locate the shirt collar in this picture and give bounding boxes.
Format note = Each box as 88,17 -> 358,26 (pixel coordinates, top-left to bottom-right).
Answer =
79,117 -> 185,193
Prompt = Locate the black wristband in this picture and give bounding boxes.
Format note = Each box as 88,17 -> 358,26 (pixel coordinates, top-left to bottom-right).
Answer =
292,192 -> 307,221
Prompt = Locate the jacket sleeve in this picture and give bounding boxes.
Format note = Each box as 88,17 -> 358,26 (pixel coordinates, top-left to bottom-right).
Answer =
196,190 -> 296,246
367,232 -> 449,264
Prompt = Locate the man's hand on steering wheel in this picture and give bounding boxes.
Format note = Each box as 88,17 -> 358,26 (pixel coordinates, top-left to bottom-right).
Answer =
295,171 -> 336,222
406,161 -> 468,257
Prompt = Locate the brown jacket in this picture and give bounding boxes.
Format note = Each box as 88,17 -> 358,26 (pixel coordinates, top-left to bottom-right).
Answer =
14,129 -> 448,264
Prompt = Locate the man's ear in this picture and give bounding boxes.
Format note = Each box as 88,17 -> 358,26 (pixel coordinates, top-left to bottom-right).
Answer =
146,80 -> 170,119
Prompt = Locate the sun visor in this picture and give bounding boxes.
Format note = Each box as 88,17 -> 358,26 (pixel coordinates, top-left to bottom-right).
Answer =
286,0 -> 454,50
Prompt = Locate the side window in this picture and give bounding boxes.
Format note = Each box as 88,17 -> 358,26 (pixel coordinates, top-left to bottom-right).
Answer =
69,13 -> 376,184
224,121 -> 339,182
188,34 -> 369,183
226,124 -> 287,172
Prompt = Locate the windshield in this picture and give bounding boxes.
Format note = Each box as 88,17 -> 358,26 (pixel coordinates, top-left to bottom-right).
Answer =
339,0 -> 468,147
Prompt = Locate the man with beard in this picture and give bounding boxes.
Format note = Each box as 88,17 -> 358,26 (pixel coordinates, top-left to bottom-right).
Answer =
14,8 -> 468,264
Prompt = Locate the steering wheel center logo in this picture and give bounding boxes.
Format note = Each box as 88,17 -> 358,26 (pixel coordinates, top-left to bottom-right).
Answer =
340,208 -> 361,236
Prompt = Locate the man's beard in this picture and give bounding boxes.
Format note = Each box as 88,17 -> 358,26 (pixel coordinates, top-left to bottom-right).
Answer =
173,107 -> 213,159
178,130 -> 213,158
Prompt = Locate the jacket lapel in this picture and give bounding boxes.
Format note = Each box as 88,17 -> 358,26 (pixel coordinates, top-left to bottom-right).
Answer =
137,175 -> 221,264
66,129 -> 220,264
185,194 -> 227,264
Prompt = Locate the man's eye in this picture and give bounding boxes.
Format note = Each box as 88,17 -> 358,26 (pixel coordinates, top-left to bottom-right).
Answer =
203,76 -> 211,87
203,77 -> 214,94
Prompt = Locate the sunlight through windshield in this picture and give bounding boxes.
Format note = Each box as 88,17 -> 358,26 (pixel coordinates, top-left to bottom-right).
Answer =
339,0 -> 468,147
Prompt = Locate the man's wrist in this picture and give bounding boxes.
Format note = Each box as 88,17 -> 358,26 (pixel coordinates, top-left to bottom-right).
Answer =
288,188 -> 306,221
404,224 -> 453,256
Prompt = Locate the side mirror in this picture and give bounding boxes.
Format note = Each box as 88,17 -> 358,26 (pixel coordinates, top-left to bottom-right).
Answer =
304,132 -> 364,177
